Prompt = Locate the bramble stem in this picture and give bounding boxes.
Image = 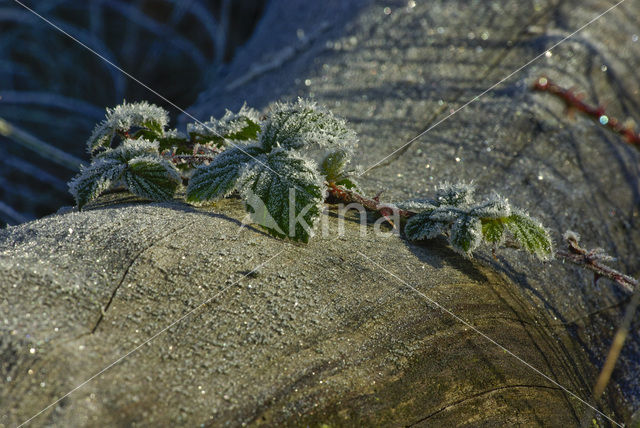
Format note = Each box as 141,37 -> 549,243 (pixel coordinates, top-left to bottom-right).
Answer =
533,76 -> 640,149
326,182 -> 415,219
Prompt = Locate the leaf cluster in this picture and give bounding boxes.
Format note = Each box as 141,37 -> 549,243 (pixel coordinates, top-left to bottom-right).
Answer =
401,183 -> 553,259
187,99 -> 359,242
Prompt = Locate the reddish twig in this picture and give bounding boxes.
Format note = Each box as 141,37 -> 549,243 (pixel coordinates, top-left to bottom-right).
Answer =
557,232 -> 637,294
326,182 -> 416,221
533,76 -> 640,149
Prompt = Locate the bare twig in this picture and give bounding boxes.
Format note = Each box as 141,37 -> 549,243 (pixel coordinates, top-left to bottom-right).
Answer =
534,76 -> 640,149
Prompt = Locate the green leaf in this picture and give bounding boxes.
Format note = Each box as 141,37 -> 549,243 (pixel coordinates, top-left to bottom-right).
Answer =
238,149 -> 325,242
481,218 -> 505,244
320,150 -> 349,181
124,156 -> 181,202
87,101 -> 169,154
186,146 -> 264,203
471,196 -> 511,219
404,210 -> 447,241
260,99 -> 357,152
434,182 -> 475,207
450,215 -> 482,257
504,209 -> 553,260
68,158 -> 126,210
187,104 -> 261,147
98,138 -> 159,162
335,177 -> 359,190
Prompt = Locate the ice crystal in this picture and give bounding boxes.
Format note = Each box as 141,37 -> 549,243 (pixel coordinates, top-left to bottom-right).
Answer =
403,182 -> 552,259
87,101 -> 169,154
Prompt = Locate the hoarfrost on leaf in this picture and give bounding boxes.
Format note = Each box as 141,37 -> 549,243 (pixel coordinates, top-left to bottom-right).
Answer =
186,145 -> 264,203
68,158 -> 126,210
260,98 -> 358,152
402,182 -> 552,259
69,138 -> 179,209
238,149 -> 325,242
87,101 -> 169,154
187,103 -> 261,147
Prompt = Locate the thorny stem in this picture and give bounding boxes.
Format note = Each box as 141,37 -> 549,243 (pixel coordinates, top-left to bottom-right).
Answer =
533,76 -> 640,149
329,182 -> 639,426
557,235 -> 637,294
328,183 -> 638,296
326,182 -> 415,219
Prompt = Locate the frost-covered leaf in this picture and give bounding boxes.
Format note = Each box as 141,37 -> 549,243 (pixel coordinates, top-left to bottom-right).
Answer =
429,206 -> 462,222
434,182 -> 475,207
156,129 -> 189,152
68,158 -> 126,210
320,150 -> 359,189
186,145 -> 264,203
98,138 -> 159,162
395,199 -> 437,212
335,177 -> 359,190
404,210 -> 447,241
238,149 -> 325,242
123,156 -> 181,202
481,218 -> 505,244
450,215 -> 482,257
320,150 -> 349,181
87,101 -> 169,154
260,98 -> 357,152
470,196 -> 511,219
187,104 -> 261,147
504,209 -> 553,260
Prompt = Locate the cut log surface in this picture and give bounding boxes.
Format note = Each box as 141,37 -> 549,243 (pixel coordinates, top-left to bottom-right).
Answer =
2,0 -> 640,426
0,195 -> 621,426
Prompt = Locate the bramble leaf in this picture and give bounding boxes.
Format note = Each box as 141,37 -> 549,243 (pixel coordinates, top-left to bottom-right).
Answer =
321,150 -> 359,190
123,156 -> 181,202
238,149 -> 325,242
87,101 -> 169,154
450,215 -> 482,257
471,196 -> 511,219
320,150 -> 349,181
434,182 -> 475,207
404,210 -> 447,241
68,158 -> 126,210
186,145 -> 264,203
187,104 -> 261,147
395,199 -> 437,211
260,99 -> 357,152
481,218 -> 505,244
69,139 -> 178,209
504,209 -> 553,260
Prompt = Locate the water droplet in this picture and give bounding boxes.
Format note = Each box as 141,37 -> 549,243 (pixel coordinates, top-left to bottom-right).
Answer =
600,64 -> 608,72
599,115 -> 609,125
304,79 -> 312,86
632,34 -> 639,42
383,7 -> 391,15
538,175 -> 544,180
481,31 -> 489,40
437,27 -> 445,34
29,348 -> 35,354
545,51 -> 552,58
455,157 -> 461,162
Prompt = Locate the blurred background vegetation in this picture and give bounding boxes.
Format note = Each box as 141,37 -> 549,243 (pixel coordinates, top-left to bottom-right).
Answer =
0,0 -> 266,226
